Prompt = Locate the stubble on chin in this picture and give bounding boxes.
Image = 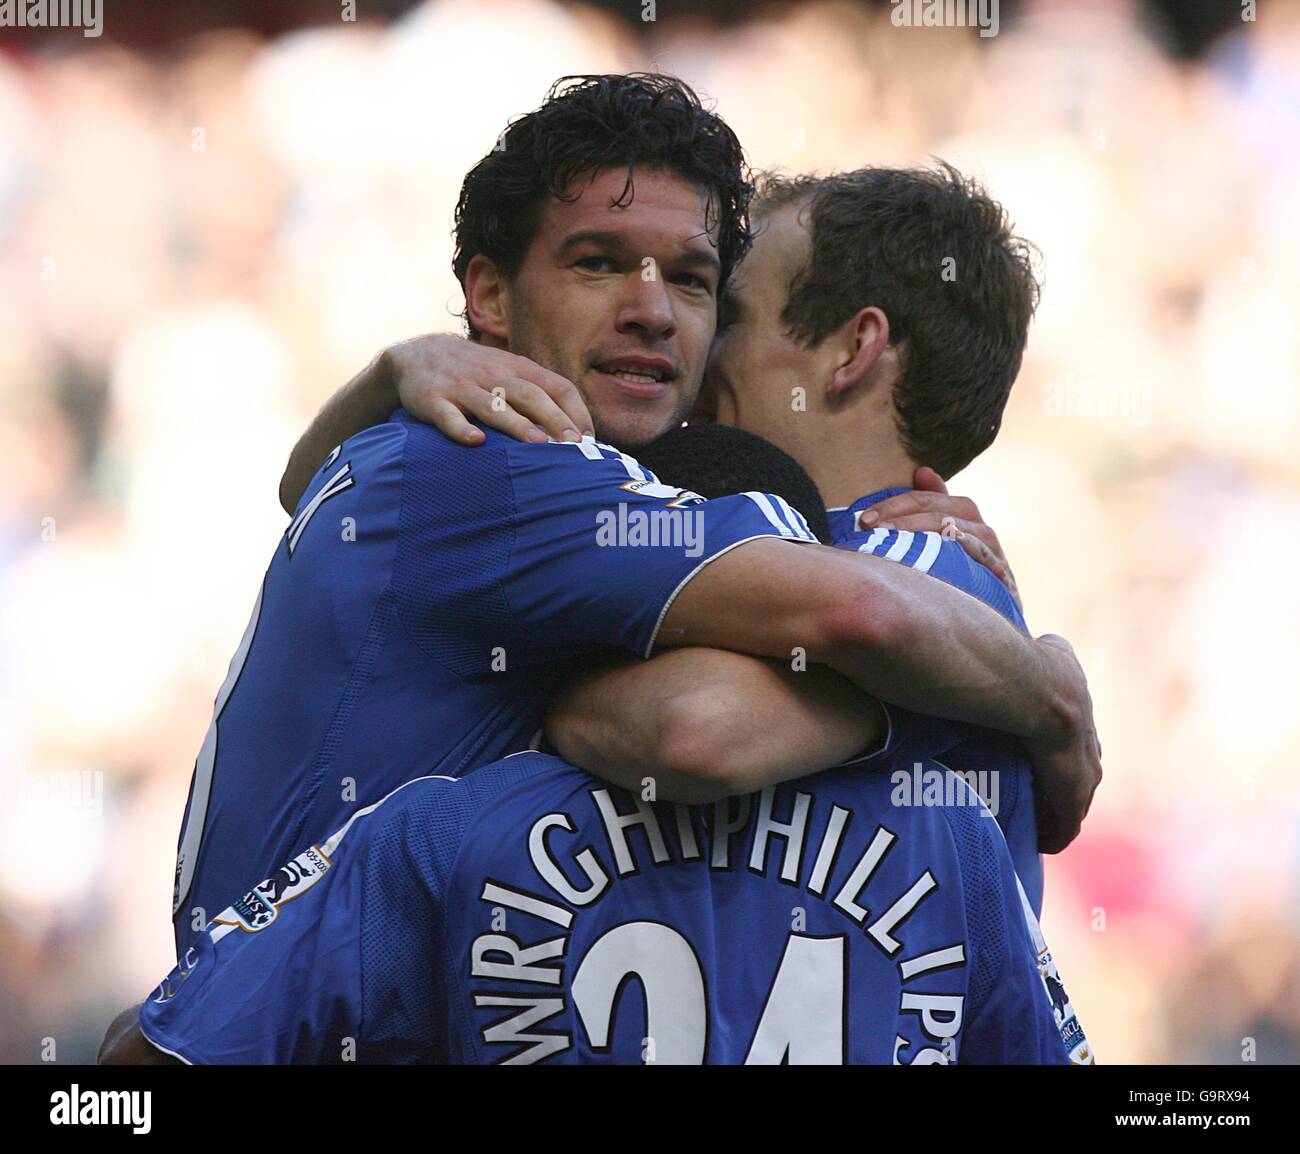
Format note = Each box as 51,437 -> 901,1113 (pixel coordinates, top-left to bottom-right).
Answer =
590,392 -> 697,452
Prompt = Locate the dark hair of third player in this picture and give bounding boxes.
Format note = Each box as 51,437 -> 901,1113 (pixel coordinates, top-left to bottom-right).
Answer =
757,165 -> 1042,479
452,73 -> 754,340
635,423 -> 833,545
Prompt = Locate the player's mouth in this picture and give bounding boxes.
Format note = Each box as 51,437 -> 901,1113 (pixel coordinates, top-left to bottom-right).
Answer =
592,356 -> 676,400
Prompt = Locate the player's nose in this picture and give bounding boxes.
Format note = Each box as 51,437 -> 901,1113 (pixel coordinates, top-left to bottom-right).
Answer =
615,273 -> 676,340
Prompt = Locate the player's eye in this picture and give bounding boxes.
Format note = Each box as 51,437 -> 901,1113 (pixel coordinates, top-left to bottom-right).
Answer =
670,272 -> 713,293
574,256 -> 615,273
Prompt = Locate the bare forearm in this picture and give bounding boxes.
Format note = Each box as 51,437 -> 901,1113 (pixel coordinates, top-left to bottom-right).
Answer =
279,334 -> 595,514
648,540 -> 1096,850
673,656 -> 885,790
279,351 -> 398,513
546,652 -> 726,802
822,557 -> 1073,743
660,540 -> 1075,747
545,649 -> 884,801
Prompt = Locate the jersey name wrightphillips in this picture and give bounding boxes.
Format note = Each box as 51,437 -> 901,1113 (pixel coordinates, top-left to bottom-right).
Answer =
468,784 -> 969,1064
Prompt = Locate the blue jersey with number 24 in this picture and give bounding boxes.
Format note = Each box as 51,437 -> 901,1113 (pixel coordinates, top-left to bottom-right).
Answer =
142,751 -> 1088,1065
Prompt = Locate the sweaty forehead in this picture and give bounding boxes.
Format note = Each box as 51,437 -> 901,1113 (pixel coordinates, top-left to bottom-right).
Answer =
540,167 -> 719,250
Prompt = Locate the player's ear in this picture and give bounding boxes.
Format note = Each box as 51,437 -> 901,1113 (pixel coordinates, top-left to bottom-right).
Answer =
464,254 -> 511,345
828,305 -> 890,400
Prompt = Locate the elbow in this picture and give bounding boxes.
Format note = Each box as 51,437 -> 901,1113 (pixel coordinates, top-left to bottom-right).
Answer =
545,693 -> 738,804
653,689 -> 755,802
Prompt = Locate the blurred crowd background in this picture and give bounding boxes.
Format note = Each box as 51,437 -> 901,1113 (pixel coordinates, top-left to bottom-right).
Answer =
1,0 -> 1298,1064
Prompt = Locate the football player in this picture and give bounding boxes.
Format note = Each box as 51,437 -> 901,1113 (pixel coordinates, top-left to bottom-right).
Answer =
169,75 -> 1098,967
106,428 -> 1088,1065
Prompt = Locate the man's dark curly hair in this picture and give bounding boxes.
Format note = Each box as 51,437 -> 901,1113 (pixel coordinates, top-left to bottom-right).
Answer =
757,164 -> 1041,479
453,73 -> 753,339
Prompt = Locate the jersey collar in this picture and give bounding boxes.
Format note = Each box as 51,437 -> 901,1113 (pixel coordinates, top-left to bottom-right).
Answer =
828,487 -> 912,530
848,486 -> 911,511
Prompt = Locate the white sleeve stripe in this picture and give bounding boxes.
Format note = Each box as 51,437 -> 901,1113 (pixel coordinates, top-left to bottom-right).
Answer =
742,491 -> 794,536
585,437 -> 648,481
288,469 -> 354,554
612,451 -> 646,481
883,529 -> 916,562
858,527 -> 890,553
768,494 -> 797,535
288,461 -> 352,534
771,494 -> 816,541
547,437 -> 645,480
913,531 -> 943,574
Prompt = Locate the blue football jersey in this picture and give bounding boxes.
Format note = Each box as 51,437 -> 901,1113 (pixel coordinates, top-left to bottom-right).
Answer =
170,414 -> 817,960
140,751 -> 1087,1065
831,489 -> 1043,915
